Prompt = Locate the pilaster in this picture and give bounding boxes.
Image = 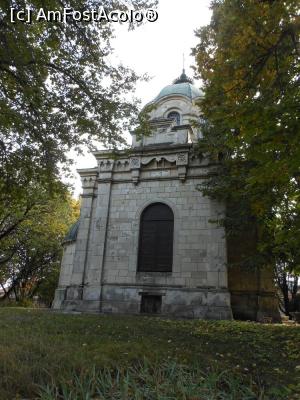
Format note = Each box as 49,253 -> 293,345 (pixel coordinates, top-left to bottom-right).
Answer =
81,157 -> 115,308
67,170 -> 97,299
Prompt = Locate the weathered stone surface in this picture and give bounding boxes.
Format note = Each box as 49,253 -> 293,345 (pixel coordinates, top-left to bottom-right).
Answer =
53,141 -> 232,319
53,74 -> 279,322
227,228 -> 281,322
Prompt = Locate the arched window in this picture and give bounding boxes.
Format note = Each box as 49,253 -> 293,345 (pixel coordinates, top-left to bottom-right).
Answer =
167,111 -> 180,125
138,203 -> 174,272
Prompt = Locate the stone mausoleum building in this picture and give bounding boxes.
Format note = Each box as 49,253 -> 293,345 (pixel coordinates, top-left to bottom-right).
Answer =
53,71 -> 280,321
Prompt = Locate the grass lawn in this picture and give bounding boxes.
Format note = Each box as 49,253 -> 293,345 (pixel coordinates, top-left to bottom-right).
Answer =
0,308 -> 299,399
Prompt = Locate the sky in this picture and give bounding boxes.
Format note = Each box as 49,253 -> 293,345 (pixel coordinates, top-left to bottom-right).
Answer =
70,0 -> 212,196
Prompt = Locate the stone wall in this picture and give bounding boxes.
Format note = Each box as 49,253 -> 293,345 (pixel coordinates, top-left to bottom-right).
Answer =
52,242 -> 76,309
53,145 -> 232,319
227,227 -> 281,322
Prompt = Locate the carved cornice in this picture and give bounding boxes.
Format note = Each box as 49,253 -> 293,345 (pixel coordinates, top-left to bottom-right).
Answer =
127,151 -> 189,184
98,159 -> 115,172
141,154 -> 177,165
78,171 -> 98,190
89,145 -> 210,185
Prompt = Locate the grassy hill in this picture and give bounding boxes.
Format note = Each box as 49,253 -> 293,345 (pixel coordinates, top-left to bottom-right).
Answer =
0,308 -> 299,399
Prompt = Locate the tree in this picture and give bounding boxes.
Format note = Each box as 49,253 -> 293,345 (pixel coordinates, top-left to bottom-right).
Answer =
275,264 -> 299,316
192,1 -> 300,286
0,0 -> 157,260
1,0 -> 157,176
0,191 -> 79,304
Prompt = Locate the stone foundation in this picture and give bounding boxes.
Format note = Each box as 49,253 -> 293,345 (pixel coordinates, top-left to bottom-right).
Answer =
53,284 -> 233,319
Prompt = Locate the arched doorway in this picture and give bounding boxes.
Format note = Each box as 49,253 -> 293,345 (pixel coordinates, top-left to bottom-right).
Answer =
138,203 -> 174,272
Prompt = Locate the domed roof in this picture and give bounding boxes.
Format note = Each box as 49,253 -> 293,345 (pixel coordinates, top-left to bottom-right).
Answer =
63,220 -> 80,244
155,70 -> 203,102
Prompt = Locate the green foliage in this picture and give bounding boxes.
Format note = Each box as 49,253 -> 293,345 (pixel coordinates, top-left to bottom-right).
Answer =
193,0 -> 300,272
0,0 -> 157,188
35,266 -> 60,307
0,191 -> 79,303
0,0 -> 157,260
134,102 -> 157,140
38,361 -> 263,400
0,310 -> 299,399
0,298 -> 35,308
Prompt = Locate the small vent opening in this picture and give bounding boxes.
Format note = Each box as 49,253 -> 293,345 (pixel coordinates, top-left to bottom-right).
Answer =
140,294 -> 162,314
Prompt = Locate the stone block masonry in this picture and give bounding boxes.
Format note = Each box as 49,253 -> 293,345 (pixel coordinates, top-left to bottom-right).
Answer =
53,144 -> 232,320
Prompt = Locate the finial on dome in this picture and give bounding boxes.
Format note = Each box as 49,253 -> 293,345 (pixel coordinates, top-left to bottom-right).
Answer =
173,67 -> 193,85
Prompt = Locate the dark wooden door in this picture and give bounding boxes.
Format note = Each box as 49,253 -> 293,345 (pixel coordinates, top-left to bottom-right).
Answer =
138,203 -> 174,272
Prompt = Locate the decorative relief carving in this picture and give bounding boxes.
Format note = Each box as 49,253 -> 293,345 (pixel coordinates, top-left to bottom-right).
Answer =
98,159 -> 114,171
114,160 -> 130,171
141,156 -> 154,165
130,157 -> 141,169
177,153 -> 188,165
128,152 -> 189,183
82,176 -> 95,183
81,175 -> 97,189
163,155 -> 177,163
129,157 -> 141,184
141,155 -> 177,166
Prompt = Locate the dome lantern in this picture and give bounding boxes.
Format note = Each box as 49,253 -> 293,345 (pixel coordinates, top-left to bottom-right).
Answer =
154,71 -> 203,103
173,69 -> 193,85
